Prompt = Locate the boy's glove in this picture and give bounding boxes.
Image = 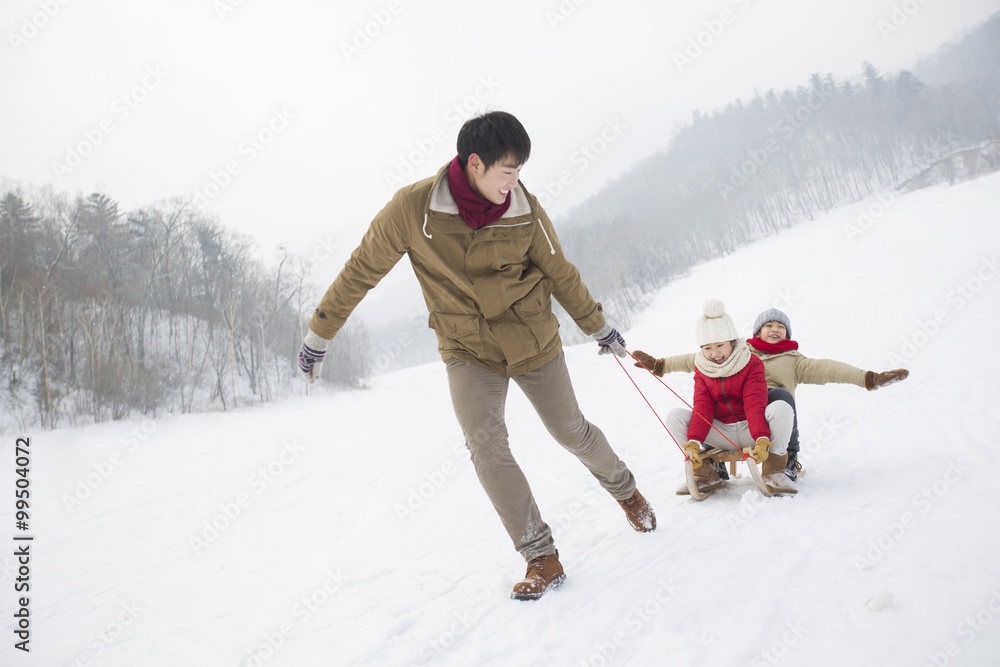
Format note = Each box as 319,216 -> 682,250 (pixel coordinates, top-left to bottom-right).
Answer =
750,437 -> 771,463
865,368 -> 909,390
683,441 -> 703,468
297,329 -> 329,385
632,350 -> 665,376
593,324 -> 627,357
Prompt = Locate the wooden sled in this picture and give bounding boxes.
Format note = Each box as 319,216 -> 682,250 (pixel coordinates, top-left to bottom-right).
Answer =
682,447 -> 796,500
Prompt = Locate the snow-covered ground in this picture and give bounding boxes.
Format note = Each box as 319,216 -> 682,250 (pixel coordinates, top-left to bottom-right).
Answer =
3,172 -> 1000,666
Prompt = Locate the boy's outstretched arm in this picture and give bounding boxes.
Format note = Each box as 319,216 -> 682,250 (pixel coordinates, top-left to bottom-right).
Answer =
796,356 -> 909,391
795,356 -> 869,388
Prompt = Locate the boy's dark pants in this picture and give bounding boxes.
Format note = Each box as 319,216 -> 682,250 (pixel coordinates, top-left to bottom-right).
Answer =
767,388 -> 799,457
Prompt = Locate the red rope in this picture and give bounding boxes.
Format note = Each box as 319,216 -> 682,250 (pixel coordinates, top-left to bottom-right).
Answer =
612,354 -> 686,456
615,350 -> 751,462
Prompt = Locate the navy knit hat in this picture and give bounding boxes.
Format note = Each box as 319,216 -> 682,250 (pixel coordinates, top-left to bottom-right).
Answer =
753,308 -> 792,339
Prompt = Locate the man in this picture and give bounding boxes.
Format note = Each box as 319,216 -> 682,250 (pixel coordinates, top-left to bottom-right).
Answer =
298,111 -> 655,601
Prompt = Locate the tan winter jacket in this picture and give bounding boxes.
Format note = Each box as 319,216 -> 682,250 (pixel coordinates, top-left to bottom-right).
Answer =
655,349 -> 868,397
309,163 -> 606,377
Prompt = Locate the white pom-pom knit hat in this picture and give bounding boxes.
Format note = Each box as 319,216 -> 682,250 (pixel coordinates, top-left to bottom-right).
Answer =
695,299 -> 739,346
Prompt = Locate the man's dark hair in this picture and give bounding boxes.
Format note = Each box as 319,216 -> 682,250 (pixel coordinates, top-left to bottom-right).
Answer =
456,111 -> 531,169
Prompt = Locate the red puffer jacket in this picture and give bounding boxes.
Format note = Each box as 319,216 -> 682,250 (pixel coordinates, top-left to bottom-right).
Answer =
688,354 -> 770,443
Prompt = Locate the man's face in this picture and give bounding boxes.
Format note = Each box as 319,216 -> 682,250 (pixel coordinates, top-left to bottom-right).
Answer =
467,154 -> 522,205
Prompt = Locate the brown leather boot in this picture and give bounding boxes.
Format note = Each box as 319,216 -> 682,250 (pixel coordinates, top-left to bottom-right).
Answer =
511,551 -> 565,600
762,453 -> 797,495
677,457 -> 722,495
617,489 -> 656,532
693,457 -> 725,494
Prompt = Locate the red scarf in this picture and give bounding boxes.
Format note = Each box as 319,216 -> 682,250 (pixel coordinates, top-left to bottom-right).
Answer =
446,156 -> 511,229
747,337 -> 799,354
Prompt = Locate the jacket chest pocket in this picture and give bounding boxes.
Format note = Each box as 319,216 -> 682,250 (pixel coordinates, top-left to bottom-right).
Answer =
475,224 -> 533,272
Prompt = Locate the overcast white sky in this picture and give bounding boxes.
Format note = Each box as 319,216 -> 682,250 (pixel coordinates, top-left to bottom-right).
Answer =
2,0 -> 997,280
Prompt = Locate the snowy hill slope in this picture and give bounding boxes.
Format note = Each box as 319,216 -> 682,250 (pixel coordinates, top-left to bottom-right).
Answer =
3,173 -> 1000,666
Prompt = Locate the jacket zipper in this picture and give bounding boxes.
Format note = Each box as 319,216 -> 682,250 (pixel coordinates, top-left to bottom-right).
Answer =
720,378 -> 738,418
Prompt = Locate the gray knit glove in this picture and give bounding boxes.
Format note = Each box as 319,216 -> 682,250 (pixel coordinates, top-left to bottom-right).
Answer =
592,323 -> 627,357
297,329 -> 329,385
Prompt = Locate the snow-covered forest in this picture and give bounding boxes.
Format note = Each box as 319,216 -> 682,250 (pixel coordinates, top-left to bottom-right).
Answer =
0,191 -> 372,431
561,14 -> 1000,323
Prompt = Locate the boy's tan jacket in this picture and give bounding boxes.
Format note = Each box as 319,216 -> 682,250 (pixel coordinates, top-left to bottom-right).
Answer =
657,348 -> 867,397
309,164 -> 606,377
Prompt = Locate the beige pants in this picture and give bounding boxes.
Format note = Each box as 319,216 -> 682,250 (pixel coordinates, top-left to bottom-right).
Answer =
666,401 -> 795,456
446,351 -> 636,562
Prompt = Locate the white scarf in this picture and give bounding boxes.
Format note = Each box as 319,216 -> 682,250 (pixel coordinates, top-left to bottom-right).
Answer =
694,339 -> 752,379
